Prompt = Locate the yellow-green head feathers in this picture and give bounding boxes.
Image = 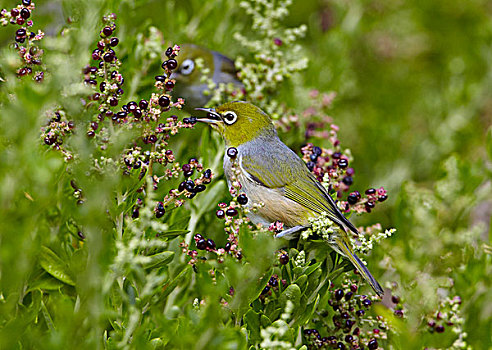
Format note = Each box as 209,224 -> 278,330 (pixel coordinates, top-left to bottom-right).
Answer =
196,101 -> 276,146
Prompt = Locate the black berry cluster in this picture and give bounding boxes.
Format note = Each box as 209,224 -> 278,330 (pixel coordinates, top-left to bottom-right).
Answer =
1,1 -> 44,80
40,109 -> 75,160
302,280 -> 389,349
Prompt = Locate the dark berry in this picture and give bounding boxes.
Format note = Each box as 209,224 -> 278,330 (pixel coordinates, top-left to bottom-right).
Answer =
347,194 -> 358,205
165,47 -> 174,58
310,154 -> 318,161
306,161 -> 315,171
312,146 -> 322,156
224,242 -> 231,251
261,286 -> 270,295
178,181 -> 186,191
133,161 -> 141,169
237,194 -> 248,205
155,209 -> 165,218
182,164 -> 191,172
167,59 -> 178,70
165,81 -> 175,90
342,176 -> 353,186
87,131 -> 95,138
44,137 -> 54,145
110,37 -> 119,47
378,195 -> 388,202
365,188 -> 376,195
133,109 -> 142,118
362,299 -> 372,307
155,75 -> 166,82
102,26 -> 113,36
394,309 -> 404,317
148,135 -> 157,143
336,342 -> 346,350
20,8 -> 30,19
183,170 -> 194,178
366,201 -> 375,209
11,8 -> 19,17
22,0 -> 32,5
90,121 -> 99,130
344,335 -> 353,343
116,111 -> 127,119
196,239 -> 207,250
188,117 -> 197,124
131,207 -> 139,218
338,159 -> 348,168
194,184 -> 206,192
356,310 -> 365,317
185,180 -> 195,192
203,169 -> 212,179
332,152 -> 341,159
236,251 -> 243,260
368,339 -> 378,350
345,291 -> 353,301
103,52 -> 115,62
158,95 -> 170,107
16,18 -> 25,25
350,284 -> 358,292
334,289 -> 344,300
227,147 -> 238,158
346,167 -> 355,176
206,239 -> 216,250
269,276 -> 278,287
139,99 -> 148,110
16,28 -> 26,37
391,295 -> 400,304
279,254 -> 289,265
216,209 -> 225,219
226,208 -> 238,217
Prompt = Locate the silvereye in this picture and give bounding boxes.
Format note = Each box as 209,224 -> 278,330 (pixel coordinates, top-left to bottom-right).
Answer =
196,101 -> 384,296
171,44 -> 243,112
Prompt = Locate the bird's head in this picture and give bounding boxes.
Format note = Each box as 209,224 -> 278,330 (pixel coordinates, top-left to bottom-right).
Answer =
196,101 -> 276,147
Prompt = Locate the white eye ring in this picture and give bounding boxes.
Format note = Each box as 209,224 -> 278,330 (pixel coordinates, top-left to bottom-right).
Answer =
223,111 -> 238,125
180,59 -> 195,75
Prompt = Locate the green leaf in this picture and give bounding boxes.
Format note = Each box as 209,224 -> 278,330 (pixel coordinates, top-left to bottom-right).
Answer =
39,246 -> 75,286
279,284 -> 301,307
244,309 -> 261,342
142,251 -> 175,269
294,274 -> 308,294
28,273 -> 65,291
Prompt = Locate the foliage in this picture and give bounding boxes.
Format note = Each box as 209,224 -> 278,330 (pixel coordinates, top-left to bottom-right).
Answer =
0,0 -> 491,349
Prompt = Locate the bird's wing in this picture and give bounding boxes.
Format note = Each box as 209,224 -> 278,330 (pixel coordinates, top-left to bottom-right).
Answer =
240,145 -> 358,234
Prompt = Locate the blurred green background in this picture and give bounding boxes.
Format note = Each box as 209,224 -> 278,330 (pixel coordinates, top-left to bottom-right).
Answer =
1,0 -> 491,348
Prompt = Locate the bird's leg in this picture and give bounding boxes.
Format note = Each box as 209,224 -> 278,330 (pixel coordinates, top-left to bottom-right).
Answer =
275,225 -> 307,240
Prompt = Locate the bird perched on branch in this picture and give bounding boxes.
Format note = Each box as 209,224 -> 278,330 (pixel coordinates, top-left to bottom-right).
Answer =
195,101 -> 384,296
171,44 -> 243,112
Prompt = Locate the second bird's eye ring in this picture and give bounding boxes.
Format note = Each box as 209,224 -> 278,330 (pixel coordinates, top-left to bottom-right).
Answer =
180,59 -> 195,75
223,111 -> 238,125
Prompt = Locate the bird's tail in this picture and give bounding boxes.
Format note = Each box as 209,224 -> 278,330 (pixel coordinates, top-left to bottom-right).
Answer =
333,234 -> 384,297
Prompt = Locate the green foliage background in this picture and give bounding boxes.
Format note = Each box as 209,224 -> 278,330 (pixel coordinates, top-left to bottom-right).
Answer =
0,0 -> 491,349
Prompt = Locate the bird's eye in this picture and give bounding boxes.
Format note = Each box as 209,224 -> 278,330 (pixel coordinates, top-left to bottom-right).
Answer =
180,59 -> 195,75
223,111 -> 238,125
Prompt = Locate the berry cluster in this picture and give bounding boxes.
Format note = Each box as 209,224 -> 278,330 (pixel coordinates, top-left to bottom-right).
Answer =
40,109 -> 74,161
1,0 -> 44,80
425,295 -> 463,335
302,280 -> 390,350
301,143 -> 387,214
259,274 -> 284,298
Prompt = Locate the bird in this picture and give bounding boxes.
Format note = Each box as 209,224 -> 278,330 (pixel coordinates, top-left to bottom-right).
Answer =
195,101 -> 384,296
171,44 -> 243,113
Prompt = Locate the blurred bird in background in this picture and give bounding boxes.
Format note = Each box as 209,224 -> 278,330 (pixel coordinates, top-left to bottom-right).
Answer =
171,44 -> 243,113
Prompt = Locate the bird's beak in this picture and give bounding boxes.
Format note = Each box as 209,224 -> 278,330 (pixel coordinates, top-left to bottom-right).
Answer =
194,107 -> 222,124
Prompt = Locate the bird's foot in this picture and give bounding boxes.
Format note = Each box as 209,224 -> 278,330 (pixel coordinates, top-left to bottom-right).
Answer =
275,225 -> 307,240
